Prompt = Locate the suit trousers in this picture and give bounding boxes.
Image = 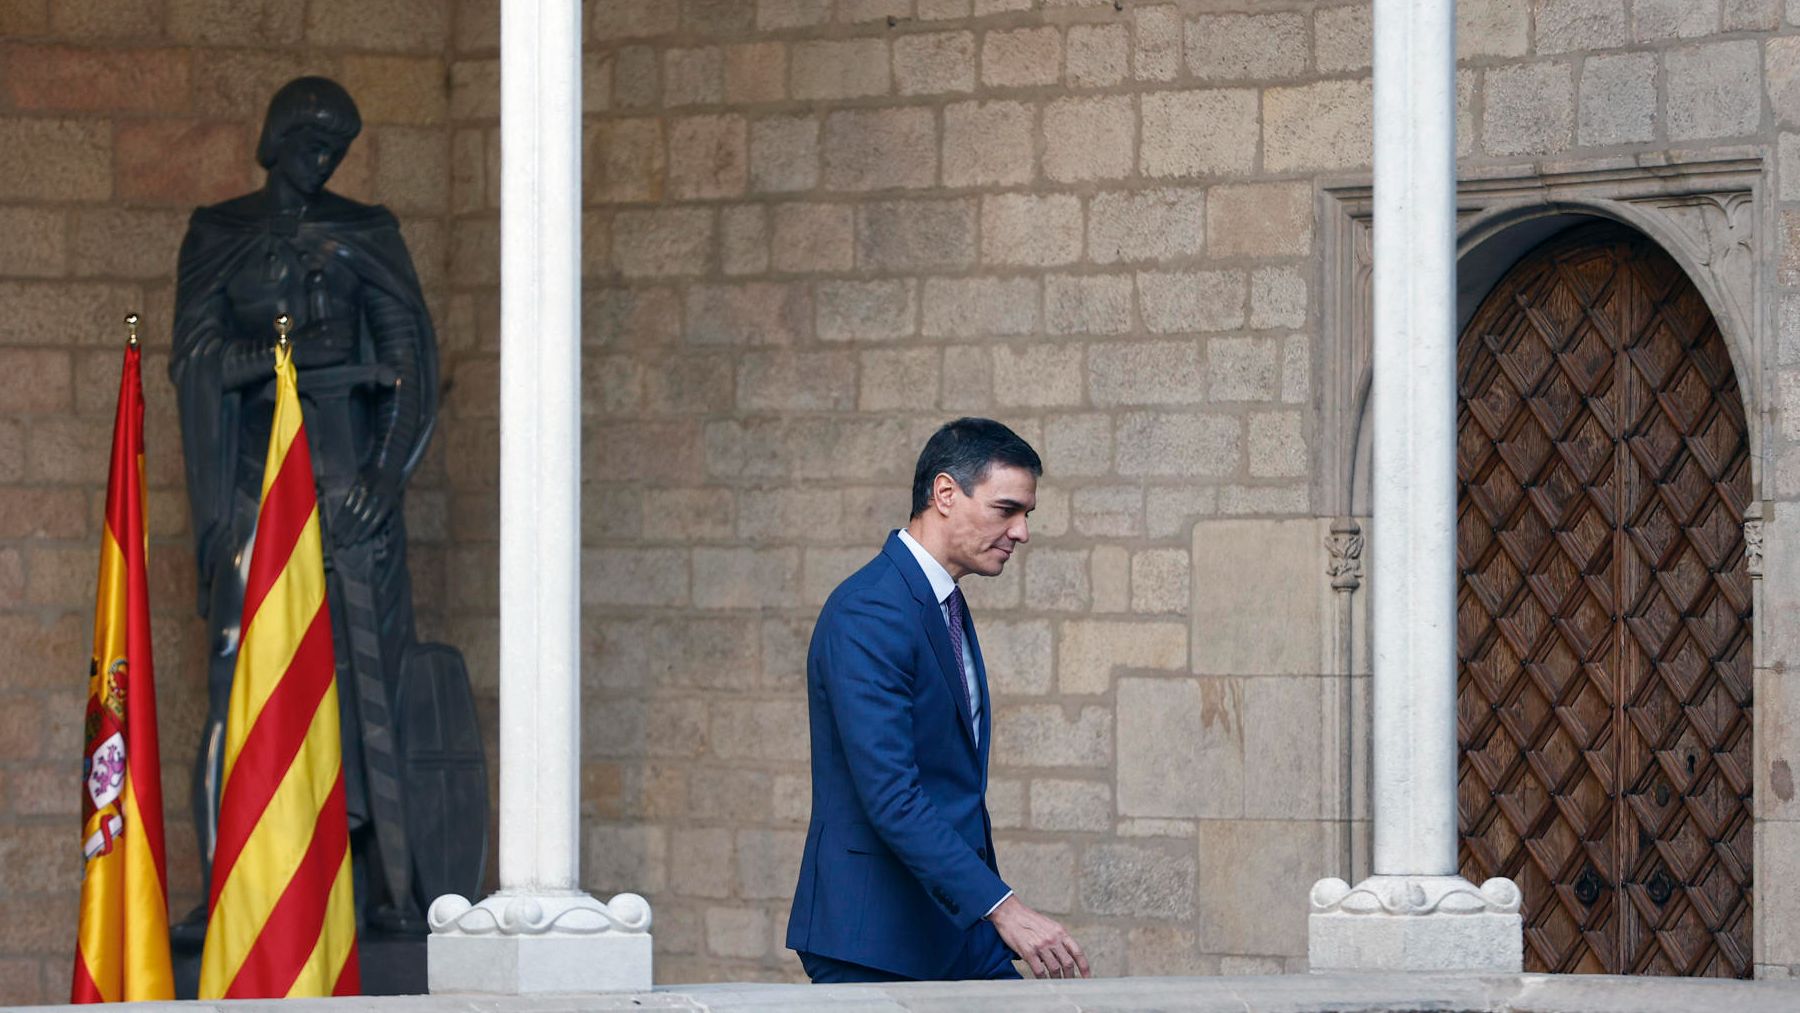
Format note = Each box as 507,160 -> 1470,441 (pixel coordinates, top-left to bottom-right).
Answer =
798,919 -> 1021,983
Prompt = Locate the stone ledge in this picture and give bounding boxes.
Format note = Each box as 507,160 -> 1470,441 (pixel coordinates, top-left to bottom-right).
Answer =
13,973 -> 1800,1013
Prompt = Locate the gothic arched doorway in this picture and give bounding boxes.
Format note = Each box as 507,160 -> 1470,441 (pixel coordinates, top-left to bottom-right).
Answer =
1456,221 -> 1754,976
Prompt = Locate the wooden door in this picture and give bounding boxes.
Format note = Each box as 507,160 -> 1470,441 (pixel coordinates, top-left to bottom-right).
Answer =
1456,222 -> 1753,976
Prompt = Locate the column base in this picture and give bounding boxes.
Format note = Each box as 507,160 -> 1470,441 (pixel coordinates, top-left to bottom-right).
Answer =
1307,875 -> 1523,972
425,890 -> 653,993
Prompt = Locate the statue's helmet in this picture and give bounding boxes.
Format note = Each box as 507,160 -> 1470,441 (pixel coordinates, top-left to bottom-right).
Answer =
255,76 -> 362,168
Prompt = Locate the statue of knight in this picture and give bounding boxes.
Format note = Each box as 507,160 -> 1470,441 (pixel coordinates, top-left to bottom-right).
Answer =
169,76 -> 487,946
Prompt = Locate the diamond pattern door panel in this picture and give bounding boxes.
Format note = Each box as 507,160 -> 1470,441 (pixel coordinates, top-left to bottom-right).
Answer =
1456,223 -> 1752,977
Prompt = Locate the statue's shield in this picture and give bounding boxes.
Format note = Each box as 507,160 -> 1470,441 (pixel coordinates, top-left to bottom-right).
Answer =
397,643 -> 489,908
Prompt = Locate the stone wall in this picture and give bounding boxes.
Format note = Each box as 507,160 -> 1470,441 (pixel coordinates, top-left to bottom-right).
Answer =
0,1 -> 462,1002
11,0 -> 1800,1002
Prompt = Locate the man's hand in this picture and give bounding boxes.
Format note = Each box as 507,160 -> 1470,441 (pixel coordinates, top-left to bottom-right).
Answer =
987,895 -> 1090,979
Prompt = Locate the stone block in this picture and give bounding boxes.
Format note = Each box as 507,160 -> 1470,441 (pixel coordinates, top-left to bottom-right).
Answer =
1140,90 -> 1258,178
756,0 -> 830,29
721,205 -> 768,276
1315,3 -> 1371,74
705,906 -> 771,959
823,107 -> 936,191
665,46 -> 724,106
691,546 -> 802,609
1634,0 -> 1718,39
1045,413 -> 1112,477
612,45 -> 660,109
1282,334 -> 1310,404
0,349 -> 70,414
997,840 -> 1077,913
671,826 -> 736,898
1579,52 -> 1657,147
1264,78 -> 1372,173
857,198 -> 976,270
923,278 -> 1038,337
1042,95 -> 1135,183
1534,0 -> 1626,54
1031,779 -> 1112,832
611,208 -> 713,278
1207,336 -> 1279,403
1138,270 -> 1245,334
1134,4 -> 1182,81
736,829 -> 805,899
1207,182 -> 1313,258
1457,0 -> 1529,58
0,208 -> 65,279
1023,547 -> 1090,611
736,350 -> 855,411
816,279 -> 916,340
918,0 -> 970,17
1067,23 -> 1129,87
686,282 -> 809,344
1184,13 -> 1307,81
588,118 -> 665,203
982,26 -> 1062,88
1242,676 -> 1324,819
1078,491 -> 1142,540
1725,0 -> 1779,30
992,703 -> 1111,767
993,343 -> 1083,407
963,556 -> 1023,609
1088,188 -> 1206,264
1483,61 -> 1574,156
710,699 -> 809,762
1059,620 -> 1187,695
1116,411 -> 1240,477
981,618 -> 1054,695
792,38 -> 890,100
1771,38 -> 1800,131
1249,410 -> 1308,478
982,194 -> 1083,267
1196,818 -> 1331,955
942,344 -> 994,410
1088,340 -> 1206,406
1046,274 -> 1132,336
669,114 -> 748,198
1250,267 -> 1307,331
1670,40 -> 1759,138
337,55 -> 448,125
583,823 -> 667,895
725,41 -> 786,103
115,121 -> 249,206
166,0 -> 303,45
1131,549 -> 1189,614
771,202 -> 853,273
734,487 -> 840,543
749,115 -> 820,193
942,100 -> 1035,187
583,548 -> 690,606
1190,518 -> 1326,675
1080,841 -> 1195,919
803,545 -> 875,605
2,44 -> 190,114
859,347 -> 940,411
895,30 -> 976,95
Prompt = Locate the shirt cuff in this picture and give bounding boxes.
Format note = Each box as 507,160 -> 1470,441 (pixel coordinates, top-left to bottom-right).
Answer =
983,890 -> 1014,919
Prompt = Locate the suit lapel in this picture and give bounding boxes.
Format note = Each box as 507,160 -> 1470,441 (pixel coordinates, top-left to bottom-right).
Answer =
883,533 -> 979,756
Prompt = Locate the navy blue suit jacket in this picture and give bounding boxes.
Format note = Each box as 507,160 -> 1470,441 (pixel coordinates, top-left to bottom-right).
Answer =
786,531 -> 1010,979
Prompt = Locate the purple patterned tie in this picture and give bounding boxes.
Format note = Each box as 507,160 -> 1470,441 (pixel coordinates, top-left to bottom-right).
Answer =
945,587 -> 975,730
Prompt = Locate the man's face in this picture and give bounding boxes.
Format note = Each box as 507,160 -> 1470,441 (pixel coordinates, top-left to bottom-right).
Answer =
937,463 -> 1036,579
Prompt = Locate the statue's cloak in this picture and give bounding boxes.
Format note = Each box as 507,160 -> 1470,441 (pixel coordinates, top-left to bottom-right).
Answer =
170,199 -> 439,605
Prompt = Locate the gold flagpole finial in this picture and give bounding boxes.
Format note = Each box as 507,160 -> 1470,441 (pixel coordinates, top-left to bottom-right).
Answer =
274,313 -> 293,350
124,312 -> 140,348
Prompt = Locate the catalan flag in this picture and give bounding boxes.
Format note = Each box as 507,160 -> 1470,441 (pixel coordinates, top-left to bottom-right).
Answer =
71,335 -> 175,1003
198,341 -> 359,998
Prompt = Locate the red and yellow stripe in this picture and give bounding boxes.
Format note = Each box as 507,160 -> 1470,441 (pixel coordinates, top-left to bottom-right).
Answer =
72,341 -> 174,1004
198,344 -> 359,998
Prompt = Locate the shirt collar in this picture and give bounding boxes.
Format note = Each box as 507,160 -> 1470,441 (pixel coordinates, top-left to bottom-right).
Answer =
896,528 -> 958,605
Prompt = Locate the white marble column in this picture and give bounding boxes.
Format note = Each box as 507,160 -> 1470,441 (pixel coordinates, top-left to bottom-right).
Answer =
1308,0 -> 1522,972
426,0 -> 652,993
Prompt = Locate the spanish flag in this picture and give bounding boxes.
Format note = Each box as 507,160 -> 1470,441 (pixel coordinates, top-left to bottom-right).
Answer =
198,341 -> 359,998
71,337 -> 175,1003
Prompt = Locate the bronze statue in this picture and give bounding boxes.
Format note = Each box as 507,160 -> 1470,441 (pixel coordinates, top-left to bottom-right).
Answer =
170,77 -> 485,949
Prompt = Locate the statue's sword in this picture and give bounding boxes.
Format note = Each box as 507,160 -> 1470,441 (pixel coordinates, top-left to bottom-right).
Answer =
294,361 -> 420,927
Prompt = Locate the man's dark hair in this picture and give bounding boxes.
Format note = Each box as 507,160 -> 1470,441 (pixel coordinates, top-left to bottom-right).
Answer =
256,76 -> 363,168
910,417 -> 1042,518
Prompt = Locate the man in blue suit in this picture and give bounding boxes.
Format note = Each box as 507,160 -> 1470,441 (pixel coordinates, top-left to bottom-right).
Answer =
786,418 -> 1090,983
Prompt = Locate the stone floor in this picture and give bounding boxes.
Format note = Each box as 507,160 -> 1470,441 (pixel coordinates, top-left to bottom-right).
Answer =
13,973 -> 1800,1012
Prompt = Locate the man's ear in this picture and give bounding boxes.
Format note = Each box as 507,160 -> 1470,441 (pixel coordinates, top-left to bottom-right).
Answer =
932,472 -> 958,515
